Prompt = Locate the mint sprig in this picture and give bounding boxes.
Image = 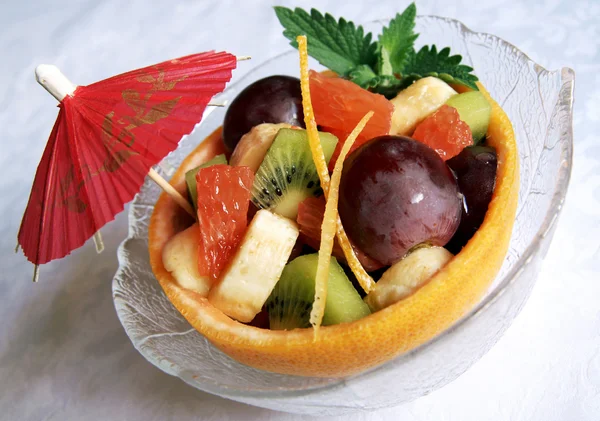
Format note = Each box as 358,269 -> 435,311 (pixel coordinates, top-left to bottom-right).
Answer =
347,65 -> 378,88
274,6 -> 378,76
274,3 -> 479,96
377,3 -> 418,76
403,46 -> 479,90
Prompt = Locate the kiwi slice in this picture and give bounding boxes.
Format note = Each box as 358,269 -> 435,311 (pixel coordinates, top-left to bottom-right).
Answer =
251,128 -> 337,219
185,154 -> 227,211
267,254 -> 371,330
446,91 -> 492,143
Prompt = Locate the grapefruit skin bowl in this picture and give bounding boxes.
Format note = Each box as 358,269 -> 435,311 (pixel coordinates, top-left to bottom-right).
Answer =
147,86 -> 518,379
113,16 -> 574,416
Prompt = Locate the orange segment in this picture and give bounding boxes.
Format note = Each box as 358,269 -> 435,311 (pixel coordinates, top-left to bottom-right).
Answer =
148,82 -> 519,378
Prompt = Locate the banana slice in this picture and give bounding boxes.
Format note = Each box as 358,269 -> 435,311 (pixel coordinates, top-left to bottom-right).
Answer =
389,77 -> 457,136
365,246 -> 453,312
208,209 -> 299,323
163,223 -> 212,296
230,123 -> 292,172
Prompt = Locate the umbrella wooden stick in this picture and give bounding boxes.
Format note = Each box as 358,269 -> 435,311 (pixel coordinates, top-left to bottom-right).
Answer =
93,232 -> 105,253
147,168 -> 194,216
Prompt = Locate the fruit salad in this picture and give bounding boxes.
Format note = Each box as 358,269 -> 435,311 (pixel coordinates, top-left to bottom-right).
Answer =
149,4 -> 519,377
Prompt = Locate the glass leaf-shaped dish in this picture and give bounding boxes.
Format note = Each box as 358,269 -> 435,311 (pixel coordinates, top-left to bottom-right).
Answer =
112,16 -> 574,416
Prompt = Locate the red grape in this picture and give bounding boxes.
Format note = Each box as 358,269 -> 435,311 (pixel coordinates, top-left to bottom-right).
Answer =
445,146 -> 497,253
222,76 -> 305,152
339,135 -> 462,265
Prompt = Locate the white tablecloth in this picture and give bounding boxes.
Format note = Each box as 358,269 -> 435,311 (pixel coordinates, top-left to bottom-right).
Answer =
1,0 -> 598,419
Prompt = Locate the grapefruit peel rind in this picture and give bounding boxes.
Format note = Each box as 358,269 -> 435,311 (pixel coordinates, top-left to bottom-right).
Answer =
148,83 -> 519,378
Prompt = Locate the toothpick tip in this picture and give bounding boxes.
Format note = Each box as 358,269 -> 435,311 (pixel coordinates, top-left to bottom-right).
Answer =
33,265 -> 40,283
236,56 -> 251,61
93,232 -> 105,254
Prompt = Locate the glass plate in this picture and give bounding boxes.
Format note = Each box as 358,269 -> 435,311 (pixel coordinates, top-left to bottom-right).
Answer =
112,15 -> 574,416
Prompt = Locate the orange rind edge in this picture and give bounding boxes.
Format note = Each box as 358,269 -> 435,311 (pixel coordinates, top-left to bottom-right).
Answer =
148,83 -> 519,378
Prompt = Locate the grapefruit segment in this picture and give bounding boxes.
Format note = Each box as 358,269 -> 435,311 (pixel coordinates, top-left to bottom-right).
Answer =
309,70 -> 393,168
412,104 -> 473,160
195,165 -> 254,280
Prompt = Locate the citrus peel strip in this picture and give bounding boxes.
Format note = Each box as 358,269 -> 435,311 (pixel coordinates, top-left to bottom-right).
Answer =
298,36 -> 375,314
308,110 -> 374,336
298,34 -> 375,336
335,219 -> 376,293
297,36 -> 331,194
298,35 -> 329,336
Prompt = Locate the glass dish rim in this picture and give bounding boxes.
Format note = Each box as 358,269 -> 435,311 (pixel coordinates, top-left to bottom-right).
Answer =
113,14 -> 575,399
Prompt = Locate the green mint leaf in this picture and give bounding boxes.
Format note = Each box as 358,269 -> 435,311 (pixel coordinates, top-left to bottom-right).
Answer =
274,6 -> 378,76
348,69 -> 417,99
368,76 -> 405,98
365,75 -> 417,99
377,3 -> 418,75
403,45 -> 479,90
348,65 -> 378,88
378,47 -> 394,76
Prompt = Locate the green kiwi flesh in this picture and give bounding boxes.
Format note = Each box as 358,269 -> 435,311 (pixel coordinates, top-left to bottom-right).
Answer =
251,128 -> 337,219
185,154 -> 228,211
446,91 -> 492,143
267,254 -> 371,330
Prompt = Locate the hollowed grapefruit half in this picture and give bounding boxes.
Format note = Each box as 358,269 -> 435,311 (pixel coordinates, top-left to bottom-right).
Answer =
148,84 -> 519,378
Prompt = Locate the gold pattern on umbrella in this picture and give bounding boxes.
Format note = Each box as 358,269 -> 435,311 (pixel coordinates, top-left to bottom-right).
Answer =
57,69 -> 189,214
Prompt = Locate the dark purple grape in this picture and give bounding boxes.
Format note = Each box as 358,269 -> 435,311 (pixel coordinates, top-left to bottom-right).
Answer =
339,135 -> 462,266
446,146 -> 497,254
222,75 -> 305,152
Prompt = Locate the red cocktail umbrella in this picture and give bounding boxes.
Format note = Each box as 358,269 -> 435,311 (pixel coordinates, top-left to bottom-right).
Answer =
17,51 -> 243,280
